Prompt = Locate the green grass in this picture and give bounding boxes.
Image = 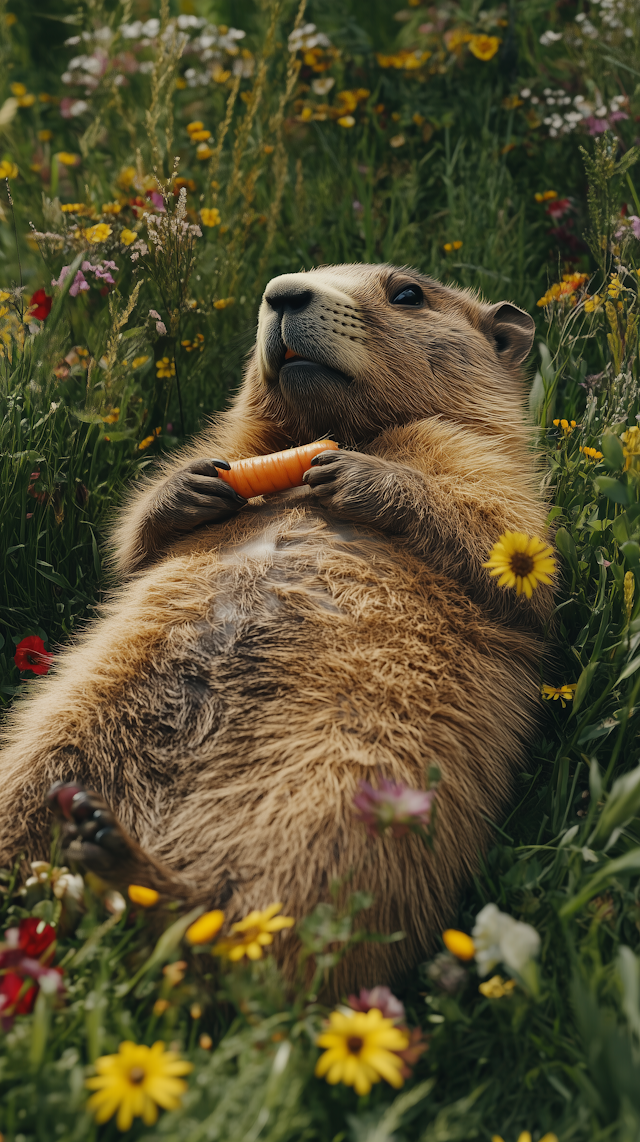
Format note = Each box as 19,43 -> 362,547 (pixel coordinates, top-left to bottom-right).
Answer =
2,1 -> 640,1138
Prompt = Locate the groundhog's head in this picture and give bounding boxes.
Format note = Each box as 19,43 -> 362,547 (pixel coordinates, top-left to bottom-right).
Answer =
244,263 -> 535,446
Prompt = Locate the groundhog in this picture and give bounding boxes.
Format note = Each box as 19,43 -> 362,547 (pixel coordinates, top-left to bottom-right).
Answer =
0,263 -> 553,990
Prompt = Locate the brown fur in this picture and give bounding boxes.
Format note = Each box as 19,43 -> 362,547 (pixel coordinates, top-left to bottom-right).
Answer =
0,264 -> 553,991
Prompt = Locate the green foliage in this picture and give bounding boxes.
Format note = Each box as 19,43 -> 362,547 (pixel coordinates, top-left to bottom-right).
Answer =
2,0 -> 640,1139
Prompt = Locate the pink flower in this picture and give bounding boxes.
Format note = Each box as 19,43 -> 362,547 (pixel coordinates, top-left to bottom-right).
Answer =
347,986 -> 405,1022
629,215 -> 640,240
353,779 -> 436,838
69,271 -> 90,297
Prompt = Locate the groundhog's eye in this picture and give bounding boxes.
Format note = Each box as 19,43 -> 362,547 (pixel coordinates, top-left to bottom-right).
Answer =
390,285 -> 423,307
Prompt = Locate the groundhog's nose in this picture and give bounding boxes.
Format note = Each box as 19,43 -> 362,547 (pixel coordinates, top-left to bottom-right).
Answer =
264,285 -> 313,316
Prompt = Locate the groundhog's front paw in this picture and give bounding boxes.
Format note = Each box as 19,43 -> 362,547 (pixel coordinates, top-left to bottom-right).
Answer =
302,449 -> 395,527
156,459 -> 247,534
46,781 -> 135,875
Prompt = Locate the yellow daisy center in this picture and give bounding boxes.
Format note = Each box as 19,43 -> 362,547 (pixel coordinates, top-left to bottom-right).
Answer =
346,1036 -> 364,1054
128,1067 -> 145,1084
509,551 -> 535,577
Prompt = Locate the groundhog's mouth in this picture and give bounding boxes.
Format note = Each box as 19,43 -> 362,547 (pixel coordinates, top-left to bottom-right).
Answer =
278,347 -> 352,386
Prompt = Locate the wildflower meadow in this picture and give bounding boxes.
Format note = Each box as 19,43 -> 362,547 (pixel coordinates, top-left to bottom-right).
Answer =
2,0 -> 640,1138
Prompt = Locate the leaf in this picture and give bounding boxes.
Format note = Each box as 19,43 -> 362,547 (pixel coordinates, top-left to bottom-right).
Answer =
621,541 -> 640,571
555,527 -> 579,574
36,564 -> 71,590
116,906 -> 204,996
572,661 -> 599,716
560,848 -> 640,918
73,409 -> 107,424
601,431 -> 625,471
618,656 -> 640,682
595,476 -> 632,505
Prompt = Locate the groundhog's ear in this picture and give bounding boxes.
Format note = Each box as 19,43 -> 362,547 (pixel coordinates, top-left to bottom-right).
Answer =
485,302 -> 535,366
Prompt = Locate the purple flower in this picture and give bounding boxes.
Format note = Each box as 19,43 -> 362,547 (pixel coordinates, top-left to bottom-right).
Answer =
146,190 -> 166,211
348,986 -> 405,1022
149,309 -> 162,320
630,216 -> 640,240
69,271 -> 90,297
352,200 -> 363,214
585,117 -> 610,135
155,321 -> 167,335
51,266 -> 70,288
353,778 -> 436,838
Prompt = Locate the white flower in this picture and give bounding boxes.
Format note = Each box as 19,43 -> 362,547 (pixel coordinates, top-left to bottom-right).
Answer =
312,77 -> 335,95
539,30 -> 563,45
472,903 -> 541,977
53,871 -> 85,904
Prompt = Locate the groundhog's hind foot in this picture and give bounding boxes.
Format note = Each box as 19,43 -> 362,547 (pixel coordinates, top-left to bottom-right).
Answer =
46,782 -> 187,899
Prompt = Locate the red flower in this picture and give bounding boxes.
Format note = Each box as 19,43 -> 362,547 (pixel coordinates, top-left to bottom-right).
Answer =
545,198 -> 571,220
29,289 -> 53,321
17,917 -> 56,959
14,635 -> 53,675
0,972 -> 37,1018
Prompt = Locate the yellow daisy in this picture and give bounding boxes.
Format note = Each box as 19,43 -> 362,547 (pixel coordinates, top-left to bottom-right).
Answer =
478,975 -> 516,998
86,1040 -> 193,1131
483,531 -> 556,598
213,902 -> 294,962
541,683 -> 577,709
315,1008 -> 409,1096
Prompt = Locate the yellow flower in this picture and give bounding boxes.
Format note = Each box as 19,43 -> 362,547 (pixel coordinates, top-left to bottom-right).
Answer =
200,207 -> 221,228
0,160 -> 18,179
190,128 -> 212,143
187,120 -> 204,134
541,683 -> 577,709
534,190 -> 557,202
468,34 -> 501,61
38,129 -> 53,142
445,28 -> 472,51
337,115 -> 355,128
120,228 -> 138,246
483,531 -> 556,599
182,334 -> 205,352
84,223 -> 112,244
315,1008 -> 409,1096
493,1134 -> 557,1142
478,975 -> 516,998
552,417 -> 577,436
102,202 -> 122,214
56,151 -> 79,166
622,426 -> 640,470
10,82 -> 27,97
196,143 -> 213,160
625,569 -> 635,622
17,93 -> 36,107
131,355 -> 149,369
185,910 -> 225,945
579,446 -> 603,461
153,998 -> 170,1016
86,1040 -> 193,1131
199,1033 -> 213,1049
61,203 -> 88,214
443,929 -> 475,960
213,297 -> 233,309
128,884 -> 160,907
156,357 -> 175,379
584,294 -> 602,312
213,902 -> 294,962
608,274 -> 622,299
118,166 -> 136,189
102,407 -> 120,424
443,240 -> 463,252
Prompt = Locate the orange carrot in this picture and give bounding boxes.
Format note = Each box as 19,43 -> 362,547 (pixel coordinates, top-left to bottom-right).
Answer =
218,440 -> 338,499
